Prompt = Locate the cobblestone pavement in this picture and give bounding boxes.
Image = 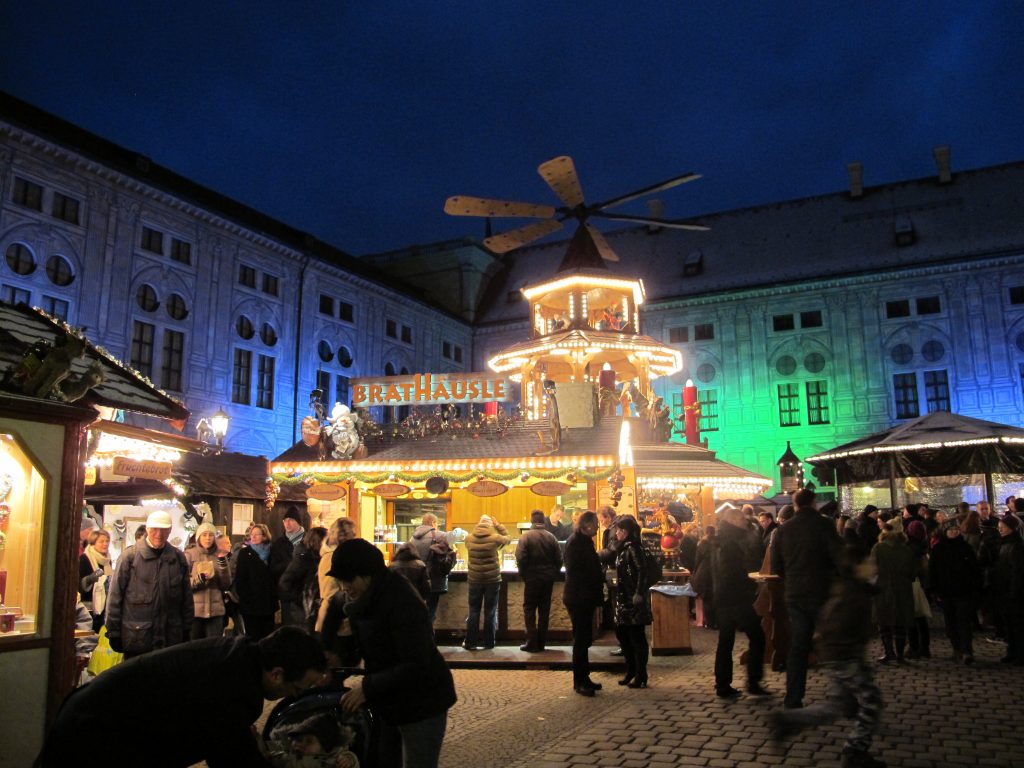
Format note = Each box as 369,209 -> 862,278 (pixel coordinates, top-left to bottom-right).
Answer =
439,628 -> 1024,768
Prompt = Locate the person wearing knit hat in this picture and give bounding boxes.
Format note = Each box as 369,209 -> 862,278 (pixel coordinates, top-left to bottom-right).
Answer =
463,512 -> 510,650
930,516 -> 983,665
185,521 -> 232,640
271,506 -> 306,627
320,537 -> 457,768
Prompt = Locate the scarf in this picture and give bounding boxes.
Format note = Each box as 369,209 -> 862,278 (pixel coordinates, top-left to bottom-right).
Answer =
84,545 -> 112,615
250,541 -> 271,563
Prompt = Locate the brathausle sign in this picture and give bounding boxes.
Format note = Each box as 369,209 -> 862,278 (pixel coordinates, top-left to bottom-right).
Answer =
351,372 -> 513,407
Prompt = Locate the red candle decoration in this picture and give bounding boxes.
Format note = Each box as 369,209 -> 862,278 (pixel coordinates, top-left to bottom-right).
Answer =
682,379 -> 700,445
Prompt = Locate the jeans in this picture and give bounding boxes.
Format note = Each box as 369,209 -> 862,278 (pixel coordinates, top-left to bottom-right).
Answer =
466,581 -> 500,648
426,592 -> 441,626
522,578 -> 555,648
714,604 -> 765,690
776,658 -> 882,753
785,601 -> 821,708
568,605 -> 596,686
378,711 -> 448,768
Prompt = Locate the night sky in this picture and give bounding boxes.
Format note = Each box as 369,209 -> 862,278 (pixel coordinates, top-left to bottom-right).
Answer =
1,2 -> 1022,256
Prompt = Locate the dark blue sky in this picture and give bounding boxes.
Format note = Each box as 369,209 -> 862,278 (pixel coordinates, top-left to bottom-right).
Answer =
2,2 -> 1022,255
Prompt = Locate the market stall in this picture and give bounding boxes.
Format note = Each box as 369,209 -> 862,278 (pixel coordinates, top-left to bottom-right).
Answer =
0,302 -> 189,764
805,410 -> 1024,512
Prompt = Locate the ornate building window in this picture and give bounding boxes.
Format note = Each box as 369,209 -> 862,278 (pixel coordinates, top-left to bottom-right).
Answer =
232,349 -> 252,405
778,383 -> 801,427
50,192 -> 80,224
141,226 -> 164,255
136,284 -> 159,312
130,320 -> 155,379
12,176 -> 43,210
45,255 -> 74,286
256,355 -> 275,409
166,293 -> 188,321
161,329 -> 184,391
170,238 -> 192,265
924,370 -> 950,412
236,315 -> 255,340
893,373 -> 919,419
806,380 -> 830,424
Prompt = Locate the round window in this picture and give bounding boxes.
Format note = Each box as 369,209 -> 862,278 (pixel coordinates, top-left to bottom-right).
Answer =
236,315 -> 254,340
46,255 -> 74,286
338,346 -> 353,368
166,293 -> 189,321
921,340 -> 945,362
260,323 -> 278,347
696,363 -> 716,383
318,340 -> 333,363
136,284 -> 159,312
775,355 -> 797,376
804,352 -> 826,373
891,343 -> 913,365
5,243 -> 36,275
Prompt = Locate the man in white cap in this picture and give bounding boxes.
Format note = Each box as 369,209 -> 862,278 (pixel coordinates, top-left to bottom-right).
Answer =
105,509 -> 192,658
463,514 -> 510,650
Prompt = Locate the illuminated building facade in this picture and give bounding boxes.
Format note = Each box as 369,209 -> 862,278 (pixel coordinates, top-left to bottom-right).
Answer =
4,92 -> 1024,495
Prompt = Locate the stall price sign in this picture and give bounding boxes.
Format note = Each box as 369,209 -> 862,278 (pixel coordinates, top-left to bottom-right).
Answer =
112,456 -> 172,480
351,372 -> 512,407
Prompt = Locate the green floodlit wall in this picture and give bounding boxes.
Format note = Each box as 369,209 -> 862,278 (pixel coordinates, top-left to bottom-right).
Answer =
644,257 -> 1024,503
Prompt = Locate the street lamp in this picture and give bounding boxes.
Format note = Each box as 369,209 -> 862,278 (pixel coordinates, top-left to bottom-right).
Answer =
210,408 -> 229,447
196,408 -> 230,451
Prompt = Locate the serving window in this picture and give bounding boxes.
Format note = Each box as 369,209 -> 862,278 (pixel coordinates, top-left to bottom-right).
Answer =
0,433 -> 47,637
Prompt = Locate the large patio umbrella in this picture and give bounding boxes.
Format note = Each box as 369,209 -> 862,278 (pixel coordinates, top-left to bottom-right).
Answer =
805,411 -> 1024,506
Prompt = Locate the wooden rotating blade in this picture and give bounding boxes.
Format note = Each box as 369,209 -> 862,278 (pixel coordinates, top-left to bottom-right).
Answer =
444,196 -> 555,219
484,219 -> 563,253
593,172 -> 702,211
584,223 -> 619,262
538,156 -> 585,208
592,212 -> 711,231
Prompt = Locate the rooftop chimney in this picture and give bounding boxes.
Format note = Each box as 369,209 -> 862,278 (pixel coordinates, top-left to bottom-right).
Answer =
646,199 -> 665,232
933,145 -> 952,184
847,162 -> 863,198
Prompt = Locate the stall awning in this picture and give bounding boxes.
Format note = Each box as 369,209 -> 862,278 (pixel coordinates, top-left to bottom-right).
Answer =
805,411 -> 1024,484
0,302 -> 189,422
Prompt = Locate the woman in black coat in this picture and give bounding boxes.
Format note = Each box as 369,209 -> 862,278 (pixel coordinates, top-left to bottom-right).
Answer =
233,523 -> 278,640
326,539 -> 456,768
929,519 -> 982,663
612,515 -> 652,688
562,511 -> 604,696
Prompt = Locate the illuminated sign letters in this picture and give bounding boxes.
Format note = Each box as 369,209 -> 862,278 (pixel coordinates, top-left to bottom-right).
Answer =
351,372 -> 512,407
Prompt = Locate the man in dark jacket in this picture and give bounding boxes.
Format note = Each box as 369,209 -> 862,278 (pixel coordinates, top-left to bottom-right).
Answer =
331,538 -> 457,768
993,514 -> 1024,664
36,627 -> 327,768
771,488 -> 842,709
515,510 -> 563,652
562,511 -> 605,696
271,506 -> 306,626
712,507 -> 768,698
929,519 -> 983,663
105,510 -> 192,657
543,504 -> 572,541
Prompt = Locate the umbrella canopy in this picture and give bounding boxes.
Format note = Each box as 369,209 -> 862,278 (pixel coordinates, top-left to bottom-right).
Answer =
806,411 -> 1024,484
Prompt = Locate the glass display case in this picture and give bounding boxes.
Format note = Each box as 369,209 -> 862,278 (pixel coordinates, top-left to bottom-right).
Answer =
0,432 -> 47,637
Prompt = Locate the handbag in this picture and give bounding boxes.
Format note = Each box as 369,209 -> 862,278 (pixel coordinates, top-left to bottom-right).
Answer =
86,626 -> 123,677
911,578 -> 932,619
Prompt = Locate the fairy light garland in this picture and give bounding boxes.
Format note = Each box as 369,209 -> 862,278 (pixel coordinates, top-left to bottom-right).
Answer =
271,466 -> 615,487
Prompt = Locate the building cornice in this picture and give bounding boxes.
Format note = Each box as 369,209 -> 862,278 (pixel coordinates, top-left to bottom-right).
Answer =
647,248 -> 1024,312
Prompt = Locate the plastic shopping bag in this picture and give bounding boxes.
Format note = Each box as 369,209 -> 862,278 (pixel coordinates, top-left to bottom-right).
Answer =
86,625 -> 123,677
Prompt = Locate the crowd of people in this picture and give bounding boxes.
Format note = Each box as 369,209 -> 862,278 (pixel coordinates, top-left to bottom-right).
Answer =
51,489 -> 1024,768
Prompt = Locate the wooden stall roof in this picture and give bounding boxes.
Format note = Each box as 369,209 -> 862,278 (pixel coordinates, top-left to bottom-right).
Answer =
632,444 -> 773,483
0,301 -> 189,422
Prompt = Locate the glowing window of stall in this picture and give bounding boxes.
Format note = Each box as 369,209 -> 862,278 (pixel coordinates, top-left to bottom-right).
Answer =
0,433 -> 46,638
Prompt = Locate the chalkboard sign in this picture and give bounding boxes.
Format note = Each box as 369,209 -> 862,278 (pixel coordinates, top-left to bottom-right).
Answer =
640,534 -> 665,583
